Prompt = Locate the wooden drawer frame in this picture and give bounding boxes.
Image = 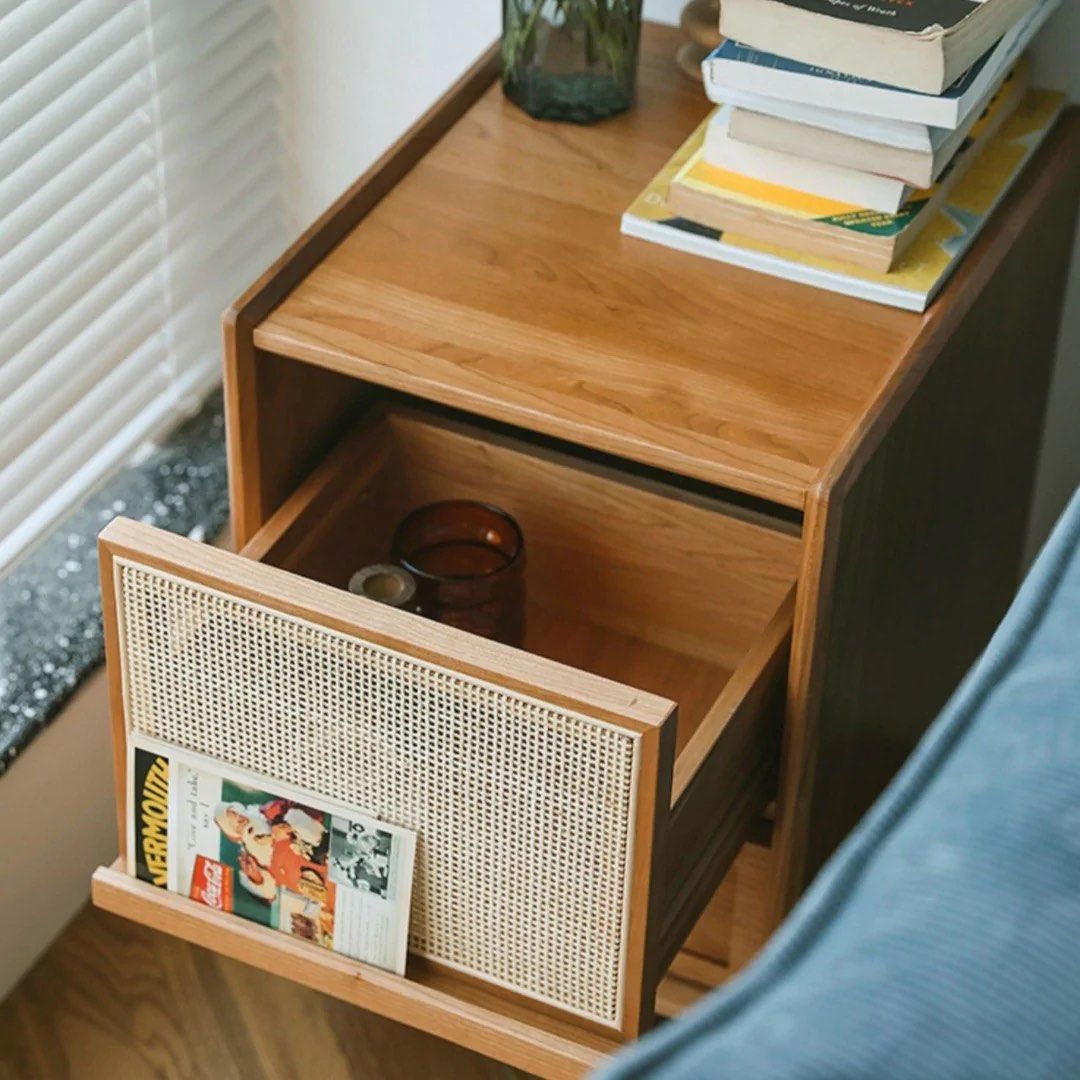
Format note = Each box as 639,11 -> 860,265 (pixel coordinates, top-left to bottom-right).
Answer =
92,866 -> 627,1075
94,390 -> 796,1073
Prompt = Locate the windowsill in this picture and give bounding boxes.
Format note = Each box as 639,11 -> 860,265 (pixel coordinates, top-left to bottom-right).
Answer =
0,392 -> 229,776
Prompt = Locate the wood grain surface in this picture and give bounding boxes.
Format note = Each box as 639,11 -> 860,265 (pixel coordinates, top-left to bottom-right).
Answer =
253,24 -> 930,511
245,401 -> 800,703
100,516 -> 677,735
0,904 -> 525,1080
0,891 -> 770,1080
90,866 -> 622,1076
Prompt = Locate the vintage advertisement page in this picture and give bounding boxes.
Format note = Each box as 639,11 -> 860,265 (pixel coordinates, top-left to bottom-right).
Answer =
127,735 -> 416,975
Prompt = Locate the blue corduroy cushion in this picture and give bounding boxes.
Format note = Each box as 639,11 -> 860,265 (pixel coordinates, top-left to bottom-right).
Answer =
601,487 -> 1080,1080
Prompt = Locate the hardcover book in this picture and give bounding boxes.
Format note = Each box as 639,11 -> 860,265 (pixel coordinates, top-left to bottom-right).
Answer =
703,0 -> 1055,130
719,0 -> 1042,93
620,89 -> 1063,312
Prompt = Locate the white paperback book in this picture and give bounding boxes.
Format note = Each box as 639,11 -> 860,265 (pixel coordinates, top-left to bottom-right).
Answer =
710,90 -> 943,154
728,60 -> 1028,188
702,0 -> 1056,138
703,105 -> 911,213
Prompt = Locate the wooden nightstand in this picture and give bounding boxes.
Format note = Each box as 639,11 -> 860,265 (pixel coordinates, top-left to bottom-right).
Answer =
91,24 -> 1080,1078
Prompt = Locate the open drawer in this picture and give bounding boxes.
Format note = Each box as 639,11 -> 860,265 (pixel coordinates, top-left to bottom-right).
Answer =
93,401 -> 799,1075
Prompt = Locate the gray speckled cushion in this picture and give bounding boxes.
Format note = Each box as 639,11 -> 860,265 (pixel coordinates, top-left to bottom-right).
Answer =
0,395 -> 228,775
601,486 -> 1080,1080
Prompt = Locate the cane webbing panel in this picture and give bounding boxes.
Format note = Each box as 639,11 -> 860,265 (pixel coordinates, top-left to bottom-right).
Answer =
114,559 -> 641,1026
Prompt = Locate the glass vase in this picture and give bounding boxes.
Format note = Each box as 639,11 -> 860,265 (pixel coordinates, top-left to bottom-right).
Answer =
502,0 -> 644,124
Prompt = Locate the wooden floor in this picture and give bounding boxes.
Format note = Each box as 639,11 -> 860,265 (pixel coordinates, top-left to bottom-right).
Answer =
0,905 -> 526,1079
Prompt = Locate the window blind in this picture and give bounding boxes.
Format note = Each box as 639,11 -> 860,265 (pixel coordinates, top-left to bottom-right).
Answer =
0,0 -> 284,571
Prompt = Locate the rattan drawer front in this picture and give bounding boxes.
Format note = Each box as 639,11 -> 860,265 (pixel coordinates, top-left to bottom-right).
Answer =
99,519 -> 675,1038
95,401 -> 799,1065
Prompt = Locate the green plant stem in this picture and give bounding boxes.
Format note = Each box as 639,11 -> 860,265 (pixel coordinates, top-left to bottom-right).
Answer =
503,0 -> 642,115
503,0 -> 551,79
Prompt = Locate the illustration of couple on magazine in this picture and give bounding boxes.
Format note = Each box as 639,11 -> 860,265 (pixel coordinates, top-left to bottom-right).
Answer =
218,791 -> 391,884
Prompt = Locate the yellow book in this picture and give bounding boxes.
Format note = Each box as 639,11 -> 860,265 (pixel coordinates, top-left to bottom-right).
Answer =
620,88 -> 1063,312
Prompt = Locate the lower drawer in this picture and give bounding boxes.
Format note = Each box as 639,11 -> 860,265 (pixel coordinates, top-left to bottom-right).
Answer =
94,400 -> 799,1074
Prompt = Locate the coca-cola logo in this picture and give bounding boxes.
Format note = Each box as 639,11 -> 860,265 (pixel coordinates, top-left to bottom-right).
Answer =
190,855 -> 233,911
201,861 -> 225,907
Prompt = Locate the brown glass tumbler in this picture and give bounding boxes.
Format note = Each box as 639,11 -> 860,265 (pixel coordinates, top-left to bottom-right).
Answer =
391,500 -> 525,646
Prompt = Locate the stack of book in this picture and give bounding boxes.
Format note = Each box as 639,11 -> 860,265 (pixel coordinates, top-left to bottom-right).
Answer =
623,0 -> 1065,310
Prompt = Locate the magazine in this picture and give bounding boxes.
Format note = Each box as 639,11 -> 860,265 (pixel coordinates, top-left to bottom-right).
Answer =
128,735 -> 416,976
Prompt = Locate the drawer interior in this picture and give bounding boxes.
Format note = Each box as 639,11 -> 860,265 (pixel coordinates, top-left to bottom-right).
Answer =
240,401 -> 802,758
96,397 -> 801,1065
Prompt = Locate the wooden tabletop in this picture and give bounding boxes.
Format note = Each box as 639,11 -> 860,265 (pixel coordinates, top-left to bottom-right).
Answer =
254,23 -> 1072,510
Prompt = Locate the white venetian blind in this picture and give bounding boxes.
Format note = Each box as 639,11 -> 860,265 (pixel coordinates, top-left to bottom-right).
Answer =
0,0 -> 285,571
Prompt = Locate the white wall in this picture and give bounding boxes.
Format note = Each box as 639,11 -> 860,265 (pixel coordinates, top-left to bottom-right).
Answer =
0,671 -> 115,1001
275,0 -> 1079,553
274,0 -> 690,226
275,1 -> 500,229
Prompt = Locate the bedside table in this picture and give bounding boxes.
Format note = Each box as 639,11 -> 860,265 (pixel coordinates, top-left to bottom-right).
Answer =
92,24 -> 1080,1077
